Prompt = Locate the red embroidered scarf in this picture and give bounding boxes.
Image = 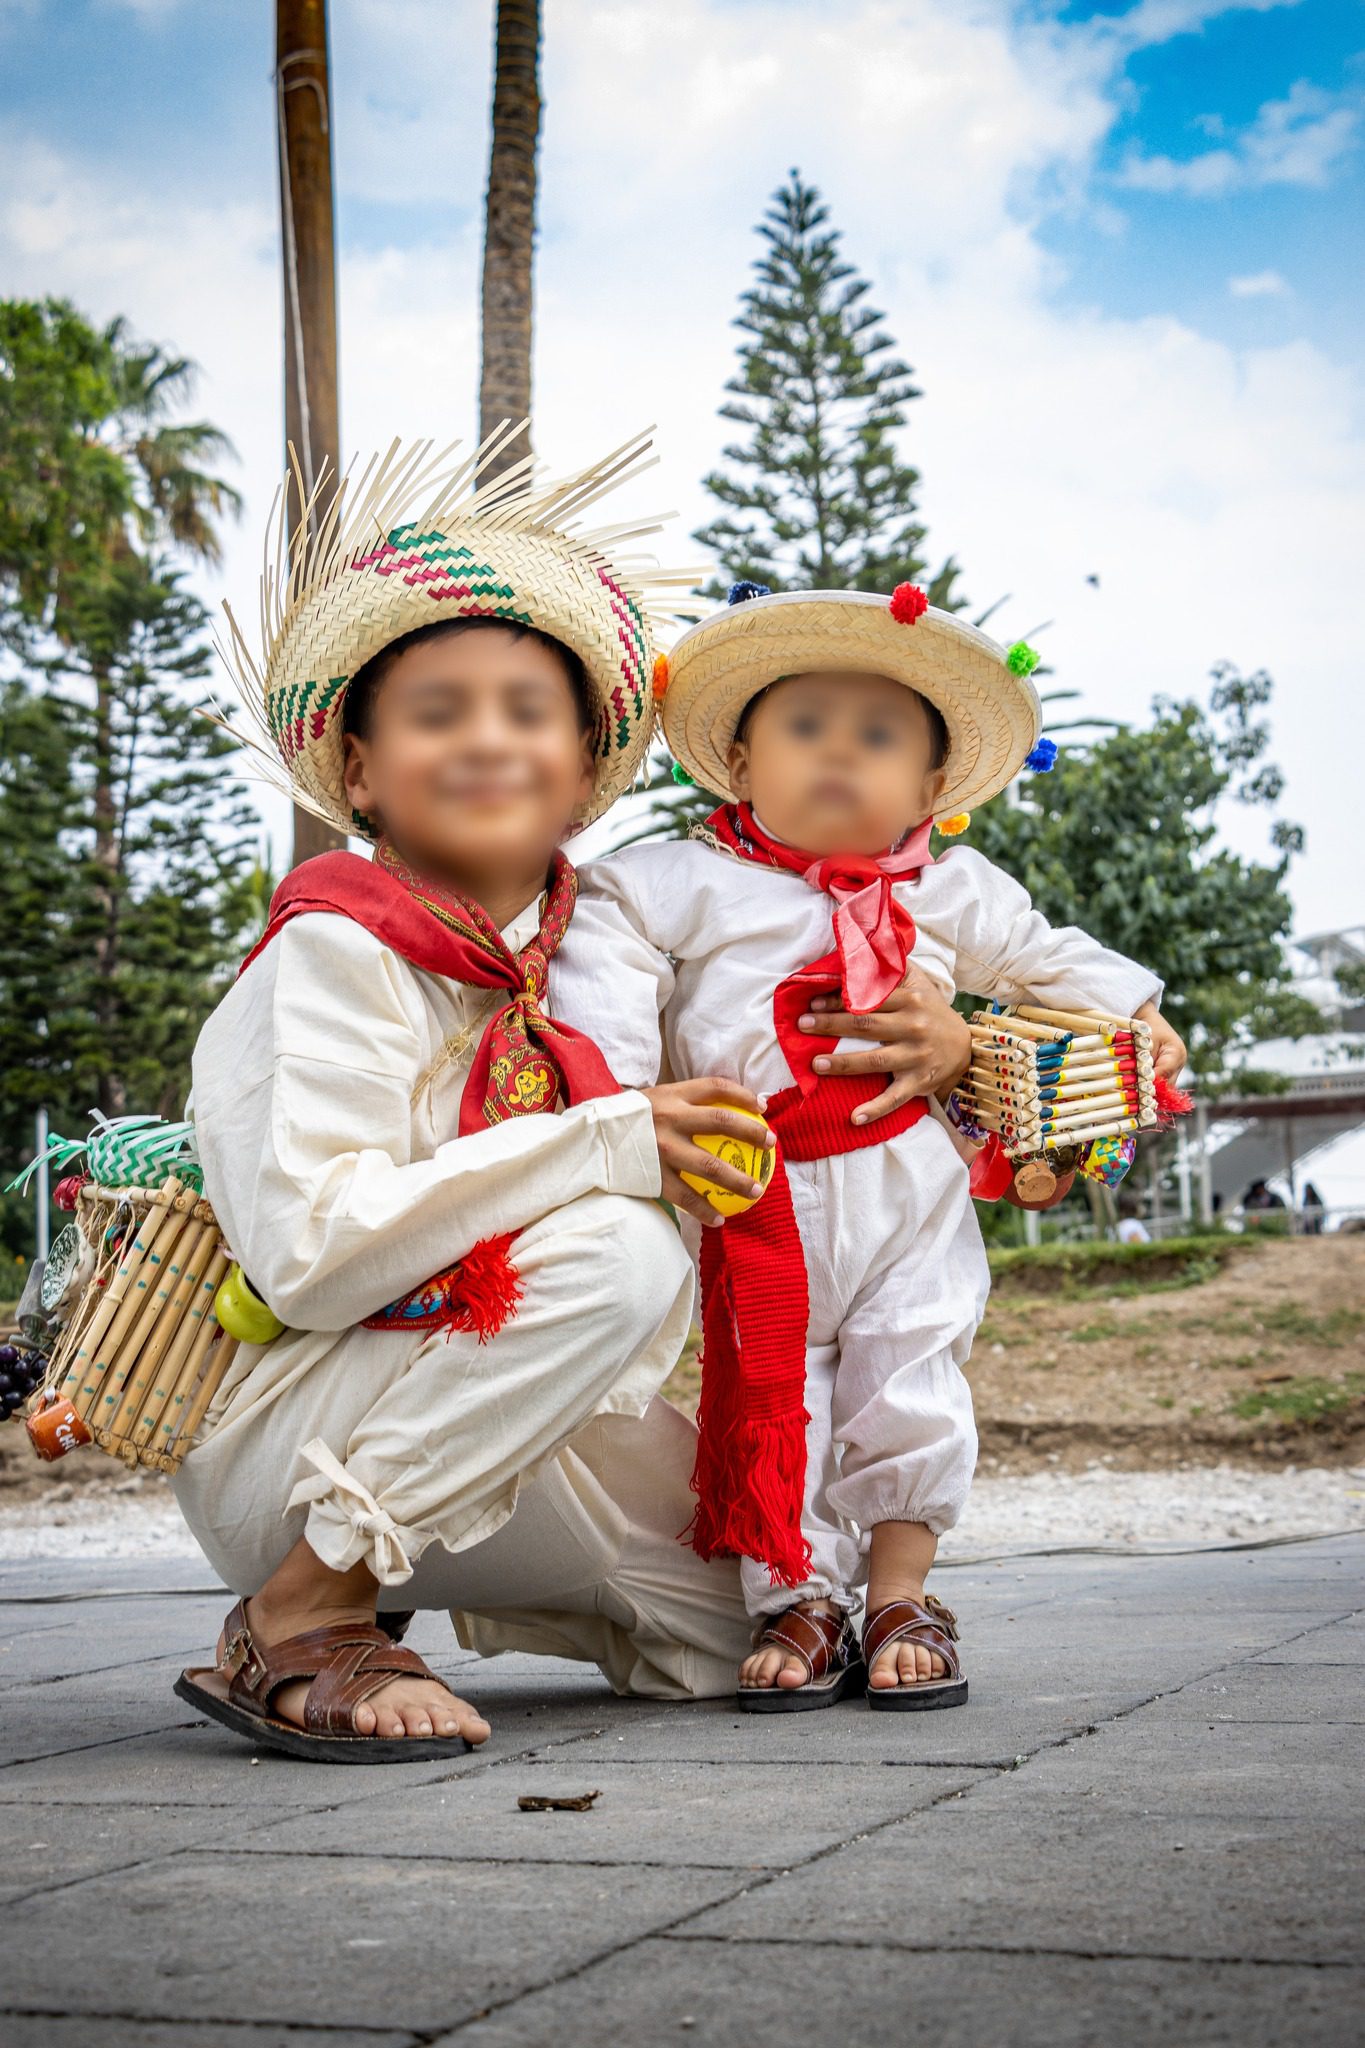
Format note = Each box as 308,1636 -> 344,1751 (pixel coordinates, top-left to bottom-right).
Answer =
242,839 -> 620,1135
686,804 -> 933,1587
240,839 -> 621,1343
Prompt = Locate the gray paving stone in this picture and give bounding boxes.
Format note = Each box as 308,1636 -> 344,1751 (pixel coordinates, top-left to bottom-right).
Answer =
536,1688 -> 1152,1769
682,1772 -> 1364,1964
0,1850 -> 739,2032
1253,1614 -> 1365,1666
0,2023 -> 417,2048
237,1758 -> 989,1869
0,1796 -> 312,1907
1149,1659 -> 1365,1723
443,1936 -> 1365,2048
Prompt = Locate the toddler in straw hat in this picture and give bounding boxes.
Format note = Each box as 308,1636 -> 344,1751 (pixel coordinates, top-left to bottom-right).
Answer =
565,580 -> 1185,1711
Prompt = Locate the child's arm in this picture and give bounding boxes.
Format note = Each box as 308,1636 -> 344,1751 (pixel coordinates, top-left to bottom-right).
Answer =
945,847 -> 1184,1074
191,915 -> 666,1332
551,882 -> 676,1089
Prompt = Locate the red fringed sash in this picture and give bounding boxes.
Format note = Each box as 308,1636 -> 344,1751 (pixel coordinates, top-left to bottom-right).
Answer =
242,841 -> 620,1342
686,805 -> 932,1585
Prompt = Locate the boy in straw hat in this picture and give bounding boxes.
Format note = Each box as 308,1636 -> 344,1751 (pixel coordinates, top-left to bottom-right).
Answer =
170,432 -> 784,1760
568,580 -> 1185,1712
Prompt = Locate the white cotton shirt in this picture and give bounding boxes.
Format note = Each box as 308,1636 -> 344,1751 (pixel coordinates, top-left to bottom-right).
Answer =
559,837 -> 1163,1096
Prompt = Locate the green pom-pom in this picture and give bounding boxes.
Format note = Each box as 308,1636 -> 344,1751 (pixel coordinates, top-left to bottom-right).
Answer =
671,759 -> 696,787
1006,640 -> 1040,677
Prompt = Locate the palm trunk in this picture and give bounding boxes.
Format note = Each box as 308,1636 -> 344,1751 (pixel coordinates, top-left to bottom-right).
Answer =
276,0 -> 345,864
91,664 -> 126,1117
478,0 -> 542,485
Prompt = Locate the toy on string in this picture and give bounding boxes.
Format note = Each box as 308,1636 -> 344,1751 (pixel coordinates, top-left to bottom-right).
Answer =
949,1004 -> 1192,1205
4,1115 -> 283,1473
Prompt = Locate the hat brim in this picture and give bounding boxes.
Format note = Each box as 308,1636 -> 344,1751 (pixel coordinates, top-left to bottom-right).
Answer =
660,591 -> 1040,821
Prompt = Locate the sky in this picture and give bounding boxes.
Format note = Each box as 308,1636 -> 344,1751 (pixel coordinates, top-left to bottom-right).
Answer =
1,0 -> 1363,1189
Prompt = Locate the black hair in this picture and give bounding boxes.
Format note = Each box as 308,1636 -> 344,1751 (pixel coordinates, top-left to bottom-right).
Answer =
342,616 -> 595,742
733,677 -> 950,769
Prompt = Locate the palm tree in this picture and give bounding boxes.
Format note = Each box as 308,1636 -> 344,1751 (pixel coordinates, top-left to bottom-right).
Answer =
478,0 -> 542,483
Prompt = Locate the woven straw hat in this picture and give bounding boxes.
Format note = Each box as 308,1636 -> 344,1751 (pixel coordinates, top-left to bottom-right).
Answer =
658,587 -> 1043,823
217,428 -> 693,834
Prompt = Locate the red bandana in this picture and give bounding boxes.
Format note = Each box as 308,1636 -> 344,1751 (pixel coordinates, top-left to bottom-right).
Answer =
685,804 -> 934,1588
241,841 -> 620,1340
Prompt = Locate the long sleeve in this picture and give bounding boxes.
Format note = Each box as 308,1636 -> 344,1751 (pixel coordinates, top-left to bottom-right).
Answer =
940,847 -> 1163,1018
191,914 -> 661,1333
560,854 -> 680,1088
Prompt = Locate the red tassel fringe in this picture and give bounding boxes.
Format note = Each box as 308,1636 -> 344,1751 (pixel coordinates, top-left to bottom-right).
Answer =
1154,1074 -> 1194,1126
435,1232 -> 523,1344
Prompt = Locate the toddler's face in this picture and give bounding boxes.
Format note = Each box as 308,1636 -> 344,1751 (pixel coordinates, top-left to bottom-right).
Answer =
727,670 -> 948,855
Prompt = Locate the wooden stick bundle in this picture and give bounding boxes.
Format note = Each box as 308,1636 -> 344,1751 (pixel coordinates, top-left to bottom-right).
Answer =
34,1176 -> 240,1472
962,1006 -> 1157,1162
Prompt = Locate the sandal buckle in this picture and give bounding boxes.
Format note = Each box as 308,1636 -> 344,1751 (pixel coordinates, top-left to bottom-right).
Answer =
924,1595 -> 960,1640
222,1623 -> 267,1689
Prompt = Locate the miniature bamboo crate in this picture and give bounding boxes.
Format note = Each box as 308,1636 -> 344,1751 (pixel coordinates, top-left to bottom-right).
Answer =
959,1004 -> 1158,1164
31,1174 -> 239,1472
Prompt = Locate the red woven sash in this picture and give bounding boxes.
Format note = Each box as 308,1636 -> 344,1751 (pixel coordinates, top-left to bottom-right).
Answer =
686,806 -> 932,1586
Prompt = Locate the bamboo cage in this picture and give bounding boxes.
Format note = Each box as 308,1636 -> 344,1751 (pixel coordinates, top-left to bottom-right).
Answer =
30,1174 -> 239,1473
959,1004 -> 1158,1161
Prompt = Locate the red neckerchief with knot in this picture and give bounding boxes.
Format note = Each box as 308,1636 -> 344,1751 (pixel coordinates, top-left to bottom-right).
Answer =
239,839 -> 621,1343
703,803 -> 935,1091
682,802 -> 935,1590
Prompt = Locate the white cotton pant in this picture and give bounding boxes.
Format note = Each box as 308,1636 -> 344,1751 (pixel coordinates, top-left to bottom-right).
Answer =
172,1190 -> 753,1700
731,1113 -> 988,1621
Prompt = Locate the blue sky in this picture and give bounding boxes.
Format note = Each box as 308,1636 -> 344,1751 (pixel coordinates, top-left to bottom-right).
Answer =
0,2 -> 1361,933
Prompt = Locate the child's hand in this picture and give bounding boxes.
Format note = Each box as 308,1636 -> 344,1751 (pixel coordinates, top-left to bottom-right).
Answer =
642,1078 -> 774,1228
1135,1000 -> 1187,1082
800,963 -> 973,1124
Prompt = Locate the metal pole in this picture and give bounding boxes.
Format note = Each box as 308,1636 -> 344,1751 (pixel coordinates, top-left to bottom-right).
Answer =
1176,1124 -> 1192,1225
1195,1099 -> 1213,1225
34,1107 -> 49,1262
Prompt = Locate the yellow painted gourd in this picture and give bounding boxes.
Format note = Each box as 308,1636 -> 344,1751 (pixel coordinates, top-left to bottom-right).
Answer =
213,1263 -> 285,1345
679,1104 -> 774,1217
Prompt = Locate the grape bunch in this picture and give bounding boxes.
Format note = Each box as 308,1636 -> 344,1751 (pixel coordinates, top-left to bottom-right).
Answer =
0,1343 -> 46,1421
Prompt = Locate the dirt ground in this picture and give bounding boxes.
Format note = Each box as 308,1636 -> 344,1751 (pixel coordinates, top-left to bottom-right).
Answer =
665,1234 -> 1365,1475
2,1235 -> 1362,1508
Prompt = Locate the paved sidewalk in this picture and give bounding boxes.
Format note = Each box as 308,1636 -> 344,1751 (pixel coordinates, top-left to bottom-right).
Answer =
0,1535 -> 1360,2046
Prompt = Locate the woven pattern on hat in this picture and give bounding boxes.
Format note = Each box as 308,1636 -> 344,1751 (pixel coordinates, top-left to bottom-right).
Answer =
213,427 -> 700,834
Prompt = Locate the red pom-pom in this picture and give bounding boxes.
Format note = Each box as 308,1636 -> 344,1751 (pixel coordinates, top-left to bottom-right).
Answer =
439,1232 -> 523,1344
52,1174 -> 87,1212
1153,1074 -> 1194,1126
889,583 -> 928,625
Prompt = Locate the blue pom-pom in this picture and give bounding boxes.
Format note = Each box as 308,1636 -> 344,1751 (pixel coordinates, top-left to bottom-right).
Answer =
727,580 -> 770,606
1025,738 -> 1058,773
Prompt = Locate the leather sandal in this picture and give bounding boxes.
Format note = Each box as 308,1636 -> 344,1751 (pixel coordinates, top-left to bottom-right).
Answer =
863,1594 -> 968,1711
174,1599 -> 475,1762
737,1605 -> 865,1714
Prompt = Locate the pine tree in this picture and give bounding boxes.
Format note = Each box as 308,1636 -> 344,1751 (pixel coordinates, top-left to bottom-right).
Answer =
695,171 -> 961,602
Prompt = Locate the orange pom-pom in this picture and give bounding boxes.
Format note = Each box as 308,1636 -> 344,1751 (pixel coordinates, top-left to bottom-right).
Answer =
889,583 -> 928,625
652,654 -> 670,701
937,812 -> 971,836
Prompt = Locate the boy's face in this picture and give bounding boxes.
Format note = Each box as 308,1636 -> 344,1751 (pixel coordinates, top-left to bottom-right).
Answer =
342,627 -> 594,885
727,670 -> 948,855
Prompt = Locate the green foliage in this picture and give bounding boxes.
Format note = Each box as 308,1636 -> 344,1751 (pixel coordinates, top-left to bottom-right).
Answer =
695,172 -> 961,604
0,299 -> 254,1257
954,666 -> 1313,1085
1230,1373 -> 1364,1425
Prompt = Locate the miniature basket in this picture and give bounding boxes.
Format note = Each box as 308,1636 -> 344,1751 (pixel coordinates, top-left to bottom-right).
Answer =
28,1175 -> 239,1473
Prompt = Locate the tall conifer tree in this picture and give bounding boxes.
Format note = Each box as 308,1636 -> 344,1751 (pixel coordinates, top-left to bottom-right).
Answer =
696,172 -> 960,603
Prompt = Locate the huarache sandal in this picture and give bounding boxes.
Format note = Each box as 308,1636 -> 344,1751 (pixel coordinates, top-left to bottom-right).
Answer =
737,1605 -> 865,1713
174,1599 -> 476,1762
863,1594 -> 968,1711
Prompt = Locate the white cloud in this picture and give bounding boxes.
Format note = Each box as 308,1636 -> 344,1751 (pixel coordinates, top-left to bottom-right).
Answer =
1228,268 -> 1290,296
1119,79 -> 1361,195
0,0 -> 1361,948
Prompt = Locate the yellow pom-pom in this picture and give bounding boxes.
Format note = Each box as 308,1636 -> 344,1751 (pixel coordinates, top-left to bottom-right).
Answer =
679,1104 -> 774,1216
937,812 -> 972,836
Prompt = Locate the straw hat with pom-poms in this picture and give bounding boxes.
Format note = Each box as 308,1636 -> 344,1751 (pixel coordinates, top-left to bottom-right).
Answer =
212,425 -> 697,835
655,582 -> 1046,826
